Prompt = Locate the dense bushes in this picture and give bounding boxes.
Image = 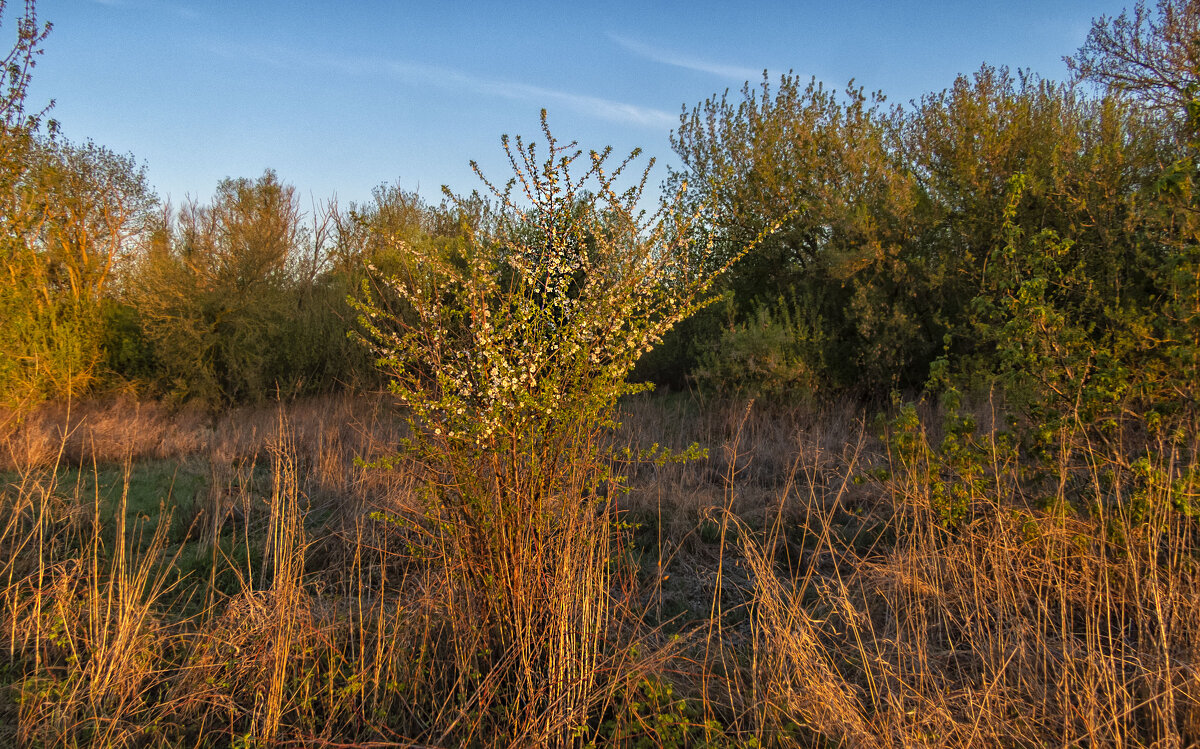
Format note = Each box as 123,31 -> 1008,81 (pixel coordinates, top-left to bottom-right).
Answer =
0,3 -> 158,410
690,295 -> 826,402
662,7 -> 1191,402
127,171 -> 373,403
2,0 -> 1197,420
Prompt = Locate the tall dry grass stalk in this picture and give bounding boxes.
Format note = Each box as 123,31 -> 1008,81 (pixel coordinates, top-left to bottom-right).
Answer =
0,391 -> 1195,747
0,400 -> 655,746
699,402 -> 1200,748
0,449 -> 180,747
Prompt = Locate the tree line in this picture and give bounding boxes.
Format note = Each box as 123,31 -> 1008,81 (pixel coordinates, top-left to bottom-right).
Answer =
2,0 -> 1198,427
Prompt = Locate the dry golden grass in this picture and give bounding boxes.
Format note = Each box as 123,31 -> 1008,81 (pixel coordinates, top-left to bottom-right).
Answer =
0,393 -> 1196,747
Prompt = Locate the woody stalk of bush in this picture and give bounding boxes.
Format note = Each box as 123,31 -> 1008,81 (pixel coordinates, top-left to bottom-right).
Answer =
352,112 -> 779,736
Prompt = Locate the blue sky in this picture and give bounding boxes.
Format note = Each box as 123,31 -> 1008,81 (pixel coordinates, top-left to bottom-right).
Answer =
24,1 -> 1128,208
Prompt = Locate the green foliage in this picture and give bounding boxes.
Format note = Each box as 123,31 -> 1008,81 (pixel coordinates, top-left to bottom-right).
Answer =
880,388 -> 1015,530
589,676 -> 726,748
129,171 -> 303,403
0,280 -> 100,407
664,59 -> 1172,398
0,7 -> 156,410
0,135 -> 156,406
117,175 -> 477,404
97,299 -> 155,387
668,73 -> 916,392
353,112 -> 779,739
964,87 -> 1198,440
692,295 -> 826,402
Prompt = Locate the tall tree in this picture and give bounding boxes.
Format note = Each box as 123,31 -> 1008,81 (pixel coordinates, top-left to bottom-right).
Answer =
1067,0 -> 1200,129
0,2 -> 154,410
133,170 -> 310,403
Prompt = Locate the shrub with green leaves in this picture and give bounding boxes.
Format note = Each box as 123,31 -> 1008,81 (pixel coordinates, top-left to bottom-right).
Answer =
352,112 -> 776,740
354,114 -> 759,501
0,7 -> 155,411
692,295 -> 826,402
664,58 -> 1171,397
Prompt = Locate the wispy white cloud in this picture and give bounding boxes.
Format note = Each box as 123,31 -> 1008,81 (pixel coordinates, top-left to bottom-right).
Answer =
331,55 -> 677,129
609,33 -> 761,82
199,42 -> 675,129
462,76 -> 676,128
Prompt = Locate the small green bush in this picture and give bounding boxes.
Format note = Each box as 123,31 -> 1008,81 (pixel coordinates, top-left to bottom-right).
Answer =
693,295 -> 826,402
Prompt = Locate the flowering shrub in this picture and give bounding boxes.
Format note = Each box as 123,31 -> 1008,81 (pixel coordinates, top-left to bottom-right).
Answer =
354,112 -> 768,506
351,112 -> 779,739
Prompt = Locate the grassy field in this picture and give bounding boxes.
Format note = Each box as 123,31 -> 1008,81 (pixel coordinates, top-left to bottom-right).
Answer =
0,393 -> 1196,747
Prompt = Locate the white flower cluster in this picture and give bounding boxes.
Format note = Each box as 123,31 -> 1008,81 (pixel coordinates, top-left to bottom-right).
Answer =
353,118 -> 778,468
